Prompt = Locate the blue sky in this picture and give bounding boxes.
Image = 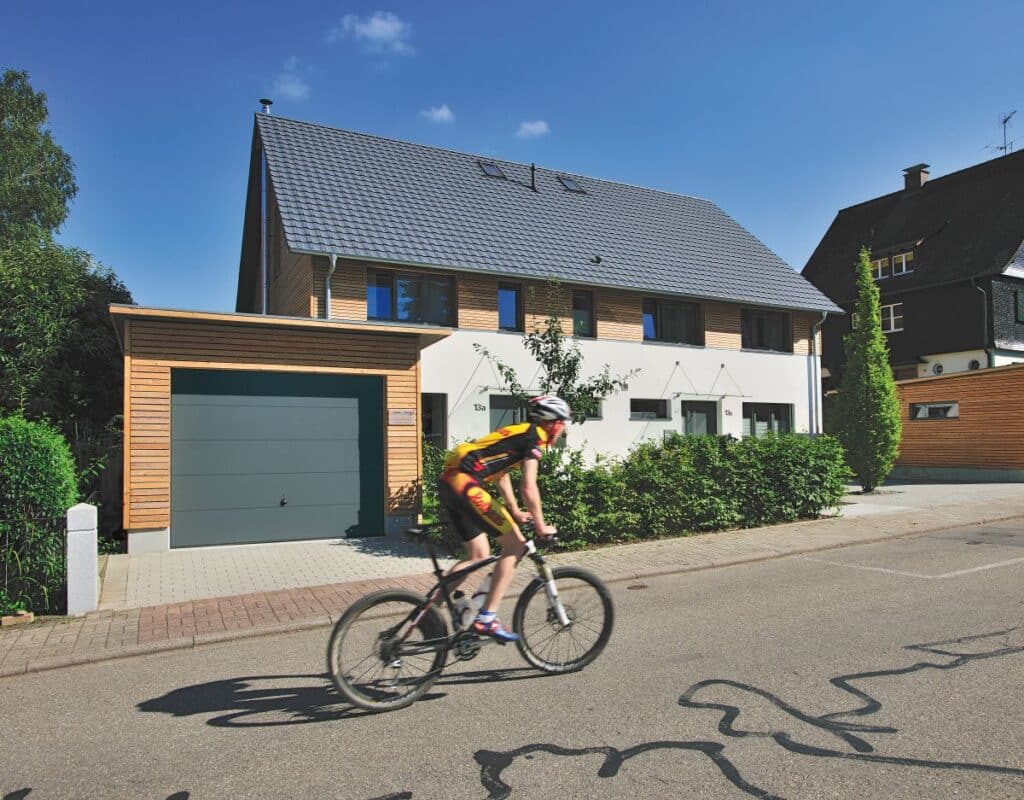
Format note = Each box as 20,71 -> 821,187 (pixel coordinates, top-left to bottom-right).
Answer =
4,1 -> 1022,311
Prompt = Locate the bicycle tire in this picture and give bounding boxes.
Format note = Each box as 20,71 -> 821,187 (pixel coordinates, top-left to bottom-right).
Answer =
512,566 -> 614,673
327,589 -> 449,712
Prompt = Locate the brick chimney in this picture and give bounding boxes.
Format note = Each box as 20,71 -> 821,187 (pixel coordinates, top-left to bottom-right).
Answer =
903,163 -> 930,191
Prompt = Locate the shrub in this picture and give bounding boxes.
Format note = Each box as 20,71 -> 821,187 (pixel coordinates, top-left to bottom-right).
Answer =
0,414 -> 78,613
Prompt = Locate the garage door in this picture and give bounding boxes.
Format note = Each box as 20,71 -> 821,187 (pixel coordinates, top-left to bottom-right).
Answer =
170,369 -> 384,547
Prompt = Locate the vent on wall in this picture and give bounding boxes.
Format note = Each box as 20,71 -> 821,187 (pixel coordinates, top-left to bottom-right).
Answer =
932,363 -> 944,375
968,359 -> 981,370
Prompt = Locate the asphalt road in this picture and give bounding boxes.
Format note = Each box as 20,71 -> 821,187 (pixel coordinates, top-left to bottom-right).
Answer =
3,519 -> 1023,800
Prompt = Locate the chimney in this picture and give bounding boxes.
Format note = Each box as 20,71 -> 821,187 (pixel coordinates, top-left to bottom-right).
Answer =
903,163 -> 930,191
259,98 -> 273,114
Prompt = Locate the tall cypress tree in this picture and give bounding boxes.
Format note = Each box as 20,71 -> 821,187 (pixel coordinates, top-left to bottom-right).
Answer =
837,247 -> 902,492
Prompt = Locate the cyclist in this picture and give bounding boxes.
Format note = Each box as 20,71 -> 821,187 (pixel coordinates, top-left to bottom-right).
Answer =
438,395 -> 571,642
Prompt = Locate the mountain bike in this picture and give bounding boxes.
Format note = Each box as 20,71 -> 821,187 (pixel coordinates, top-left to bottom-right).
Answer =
326,521 -> 614,712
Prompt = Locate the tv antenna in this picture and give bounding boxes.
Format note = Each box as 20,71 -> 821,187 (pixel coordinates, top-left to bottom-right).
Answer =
986,110 -> 1016,155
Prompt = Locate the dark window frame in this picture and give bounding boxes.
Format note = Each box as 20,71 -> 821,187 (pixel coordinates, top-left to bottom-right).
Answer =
742,403 -> 793,437
1016,289 -> 1024,324
489,394 -> 528,429
366,268 -> 456,326
741,308 -> 792,352
479,161 -> 506,179
497,282 -> 525,332
909,401 -> 960,421
558,175 -> 585,193
680,400 -> 718,435
630,398 -> 670,420
421,393 -> 448,448
642,297 -> 704,345
572,290 -> 596,338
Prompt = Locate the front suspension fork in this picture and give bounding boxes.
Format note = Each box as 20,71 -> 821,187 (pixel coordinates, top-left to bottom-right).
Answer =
526,541 -> 571,627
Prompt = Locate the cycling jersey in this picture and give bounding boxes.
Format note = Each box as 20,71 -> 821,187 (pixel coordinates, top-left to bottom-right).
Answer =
443,422 -> 550,483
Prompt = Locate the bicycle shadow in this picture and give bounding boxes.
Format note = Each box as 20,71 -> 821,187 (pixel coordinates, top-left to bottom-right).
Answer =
136,666 -> 548,729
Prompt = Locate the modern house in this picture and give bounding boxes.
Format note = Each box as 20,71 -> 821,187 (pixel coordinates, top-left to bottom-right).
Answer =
802,153 -> 1024,384
113,109 -> 838,552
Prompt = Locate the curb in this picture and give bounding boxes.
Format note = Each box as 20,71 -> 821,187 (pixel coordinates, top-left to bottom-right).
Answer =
3,509 -> 1022,678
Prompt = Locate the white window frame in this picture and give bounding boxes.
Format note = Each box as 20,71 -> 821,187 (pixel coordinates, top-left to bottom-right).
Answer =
891,252 -> 914,275
871,257 -> 890,280
910,401 -> 959,420
880,302 -> 904,333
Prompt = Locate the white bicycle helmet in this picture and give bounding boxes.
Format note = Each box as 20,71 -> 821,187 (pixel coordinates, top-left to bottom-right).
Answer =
527,395 -> 572,422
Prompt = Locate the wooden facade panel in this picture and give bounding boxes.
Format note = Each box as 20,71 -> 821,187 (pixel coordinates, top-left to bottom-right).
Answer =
524,280 -> 572,332
123,317 -> 422,532
312,258 -> 367,320
597,290 -> 643,341
896,366 -> 1024,470
705,302 -> 742,349
793,312 -> 823,355
458,273 -> 499,330
270,252 -> 314,317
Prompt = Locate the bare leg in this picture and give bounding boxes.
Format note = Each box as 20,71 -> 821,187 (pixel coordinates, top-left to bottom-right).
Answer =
445,533 -> 490,592
482,529 -> 527,614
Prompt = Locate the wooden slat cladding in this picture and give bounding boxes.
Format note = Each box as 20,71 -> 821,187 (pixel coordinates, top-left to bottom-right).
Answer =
312,257 -> 367,320
793,312 -> 823,355
597,290 -> 643,341
524,280 -> 572,332
705,302 -> 742,349
123,317 -> 422,532
270,252 -> 314,317
458,273 -> 499,330
897,365 -> 1024,470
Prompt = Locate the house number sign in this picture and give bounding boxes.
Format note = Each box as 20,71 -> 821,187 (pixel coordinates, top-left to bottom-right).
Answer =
388,409 -> 417,425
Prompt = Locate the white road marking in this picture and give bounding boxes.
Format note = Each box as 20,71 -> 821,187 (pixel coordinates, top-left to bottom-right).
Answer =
802,555 -> 1024,579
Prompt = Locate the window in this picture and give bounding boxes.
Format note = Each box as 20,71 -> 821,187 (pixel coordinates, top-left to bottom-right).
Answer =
479,161 -> 505,179
742,403 -> 792,437
572,290 -> 595,338
489,394 -> 527,430
1016,289 -> 1024,324
498,283 -> 524,332
891,251 -> 914,275
681,401 -> 717,435
741,309 -> 791,351
558,175 -> 585,193
880,302 -> 904,333
422,393 -> 448,448
643,298 -> 702,345
630,399 -> 670,420
367,269 -> 454,326
910,401 -> 959,420
871,257 -> 890,280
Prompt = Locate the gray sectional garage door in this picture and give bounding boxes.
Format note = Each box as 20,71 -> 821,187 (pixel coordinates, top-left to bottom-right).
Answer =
170,369 -> 384,548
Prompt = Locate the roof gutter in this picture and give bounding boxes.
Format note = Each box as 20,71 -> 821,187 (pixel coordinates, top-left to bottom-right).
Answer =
260,148 -> 269,315
971,278 -> 993,368
325,254 -> 338,319
810,312 -> 828,434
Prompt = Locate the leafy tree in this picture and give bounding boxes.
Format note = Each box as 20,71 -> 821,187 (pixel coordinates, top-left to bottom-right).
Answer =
836,247 -> 902,492
476,282 -> 637,423
0,69 -> 77,241
0,235 -> 88,412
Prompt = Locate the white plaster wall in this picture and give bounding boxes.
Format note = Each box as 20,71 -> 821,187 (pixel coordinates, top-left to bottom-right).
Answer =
992,349 -> 1024,367
421,330 -> 821,458
917,349 -> 988,377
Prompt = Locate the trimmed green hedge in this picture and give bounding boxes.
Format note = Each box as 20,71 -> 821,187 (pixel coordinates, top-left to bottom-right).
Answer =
0,415 -> 78,614
422,433 -> 850,550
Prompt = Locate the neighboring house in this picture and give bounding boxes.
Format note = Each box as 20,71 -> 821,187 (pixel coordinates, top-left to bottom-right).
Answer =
112,110 -> 838,552
802,153 -> 1024,385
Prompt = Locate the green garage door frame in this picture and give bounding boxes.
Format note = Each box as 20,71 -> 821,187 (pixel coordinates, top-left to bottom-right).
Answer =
170,369 -> 384,548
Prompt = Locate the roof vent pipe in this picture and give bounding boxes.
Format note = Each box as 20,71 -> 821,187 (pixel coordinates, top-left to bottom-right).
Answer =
260,98 -> 273,114
903,163 -> 929,190
325,255 -> 337,319
530,163 -> 537,192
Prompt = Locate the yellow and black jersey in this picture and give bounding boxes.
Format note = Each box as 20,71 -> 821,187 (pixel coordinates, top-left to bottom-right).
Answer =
443,422 -> 550,483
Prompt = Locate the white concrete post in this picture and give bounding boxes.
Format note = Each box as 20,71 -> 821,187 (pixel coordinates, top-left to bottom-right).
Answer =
66,503 -> 98,616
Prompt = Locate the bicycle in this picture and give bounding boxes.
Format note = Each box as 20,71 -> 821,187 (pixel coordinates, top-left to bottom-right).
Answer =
326,521 -> 614,712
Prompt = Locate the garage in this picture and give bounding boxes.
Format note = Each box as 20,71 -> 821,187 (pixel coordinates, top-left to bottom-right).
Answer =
170,369 -> 384,547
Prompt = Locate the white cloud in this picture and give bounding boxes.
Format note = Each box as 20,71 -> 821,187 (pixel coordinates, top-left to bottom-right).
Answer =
516,120 -> 550,138
421,104 -> 454,124
328,11 -> 414,55
271,57 -> 311,101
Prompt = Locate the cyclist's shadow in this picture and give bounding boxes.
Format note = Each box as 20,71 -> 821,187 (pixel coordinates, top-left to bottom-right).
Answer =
137,667 -> 544,728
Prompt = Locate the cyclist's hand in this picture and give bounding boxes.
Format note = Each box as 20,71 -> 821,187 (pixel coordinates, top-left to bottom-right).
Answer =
536,525 -> 559,546
513,509 -> 533,524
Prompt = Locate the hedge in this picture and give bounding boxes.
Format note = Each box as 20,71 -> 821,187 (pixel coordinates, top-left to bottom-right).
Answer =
0,415 -> 79,614
422,433 -> 849,550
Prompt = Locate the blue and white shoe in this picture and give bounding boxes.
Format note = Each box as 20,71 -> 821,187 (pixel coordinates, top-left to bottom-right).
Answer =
472,616 -> 519,643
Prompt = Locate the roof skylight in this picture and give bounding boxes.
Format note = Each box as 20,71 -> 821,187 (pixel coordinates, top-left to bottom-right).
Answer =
479,161 -> 506,179
558,175 -> 585,193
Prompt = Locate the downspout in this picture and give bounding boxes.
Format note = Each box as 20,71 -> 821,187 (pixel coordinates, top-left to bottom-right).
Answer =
325,254 -> 338,319
811,312 -> 828,434
260,148 -> 269,315
972,279 -> 993,367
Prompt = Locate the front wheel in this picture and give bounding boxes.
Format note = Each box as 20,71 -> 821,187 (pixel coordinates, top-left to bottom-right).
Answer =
327,589 -> 448,712
513,566 -> 614,673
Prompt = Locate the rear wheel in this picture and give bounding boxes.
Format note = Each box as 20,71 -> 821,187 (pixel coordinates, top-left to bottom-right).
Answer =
327,589 -> 448,712
513,566 -> 614,673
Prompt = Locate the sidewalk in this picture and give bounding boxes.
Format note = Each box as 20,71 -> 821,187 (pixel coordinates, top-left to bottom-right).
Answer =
2,488 -> 1022,677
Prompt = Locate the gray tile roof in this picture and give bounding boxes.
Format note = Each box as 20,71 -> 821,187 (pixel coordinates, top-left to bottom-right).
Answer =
256,114 -> 840,313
